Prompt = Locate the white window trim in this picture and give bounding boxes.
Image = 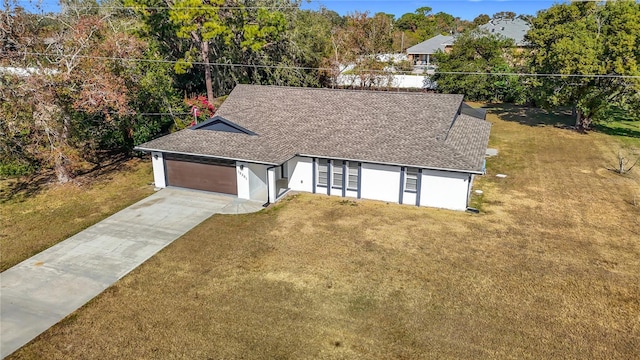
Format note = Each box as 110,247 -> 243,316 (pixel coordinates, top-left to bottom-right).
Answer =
347,161 -> 358,191
332,160 -> 343,189
405,167 -> 418,193
317,159 -> 328,187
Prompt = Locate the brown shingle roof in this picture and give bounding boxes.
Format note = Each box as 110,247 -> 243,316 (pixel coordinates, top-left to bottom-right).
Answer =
136,85 -> 491,173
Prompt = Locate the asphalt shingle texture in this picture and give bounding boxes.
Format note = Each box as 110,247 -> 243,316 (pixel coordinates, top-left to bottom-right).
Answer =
479,18 -> 530,46
406,34 -> 455,55
137,85 -> 491,173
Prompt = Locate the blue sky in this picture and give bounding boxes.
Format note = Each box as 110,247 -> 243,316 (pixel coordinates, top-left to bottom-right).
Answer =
302,0 -> 560,20
18,0 -> 562,20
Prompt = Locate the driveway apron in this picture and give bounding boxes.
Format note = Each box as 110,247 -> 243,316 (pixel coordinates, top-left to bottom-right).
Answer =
1,188 -> 263,358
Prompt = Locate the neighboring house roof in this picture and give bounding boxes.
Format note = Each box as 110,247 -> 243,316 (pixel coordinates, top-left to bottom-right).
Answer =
406,34 -> 455,55
479,18 -> 530,46
406,19 -> 530,56
136,85 -> 491,173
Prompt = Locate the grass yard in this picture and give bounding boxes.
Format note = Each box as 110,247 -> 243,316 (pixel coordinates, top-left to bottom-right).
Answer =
0,158 -> 155,271
7,106 -> 640,359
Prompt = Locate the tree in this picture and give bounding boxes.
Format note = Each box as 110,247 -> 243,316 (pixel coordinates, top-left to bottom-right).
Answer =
167,0 -> 229,104
289,10 -> 332,83
473,14 -> 490,27
1,2 -> 182,182
126,0 -> 290,103
526,0 -> 640,131
433,30 -> 528,103
396,7 -> 431,32
395,7 -> 471,42
321,11 -> 395,88
492,11 -> 516,20
614,148 -> 639,175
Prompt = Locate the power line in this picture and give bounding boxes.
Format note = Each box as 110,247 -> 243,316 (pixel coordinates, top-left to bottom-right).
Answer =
8,51 -> 640,79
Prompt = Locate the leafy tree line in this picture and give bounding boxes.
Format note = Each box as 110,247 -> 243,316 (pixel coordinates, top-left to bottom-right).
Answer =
2,0 -> 183,181
433,0 -> 640,131
1,1 -> 470,180
1,0 -> 332,180
1,0 -> 638,180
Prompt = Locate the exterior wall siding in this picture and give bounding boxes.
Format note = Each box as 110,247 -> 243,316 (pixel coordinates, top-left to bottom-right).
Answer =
236,162 -> 269,203
419,169 -> 469,211
282,156 -> 472,210
234,155 -> 473,211
286,156 -> 313,193
249,163 -> 269,203
360,163 -> 402,203
403,192 -> 417,206
345,189 -> 358,199
236,162 -> 250,199
151,152 -> 166,188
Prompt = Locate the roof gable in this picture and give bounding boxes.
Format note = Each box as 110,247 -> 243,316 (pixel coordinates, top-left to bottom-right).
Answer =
460,103 -> 487,120
191,115 -> 257,135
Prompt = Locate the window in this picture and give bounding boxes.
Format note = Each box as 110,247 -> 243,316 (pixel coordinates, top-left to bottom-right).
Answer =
332,161 -> 343,188
405,168 -> 418,192
347,162 -> 358,190
317,159 -> 328,186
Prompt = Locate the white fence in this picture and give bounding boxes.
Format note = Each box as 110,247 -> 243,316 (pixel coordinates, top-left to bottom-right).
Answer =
336,73 -> 437,90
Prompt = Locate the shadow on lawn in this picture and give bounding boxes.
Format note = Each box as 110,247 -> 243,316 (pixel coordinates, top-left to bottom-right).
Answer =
483,103 -> 576,128
0,154 -> 134,204
482,103 -> 640,140
594,122 -> 640,139
0,173 -> 53,203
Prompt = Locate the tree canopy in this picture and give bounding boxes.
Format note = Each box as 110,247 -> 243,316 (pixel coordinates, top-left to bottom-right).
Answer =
526,0 -> 640,130
1,1 -> 639,180
433,30 -> 527,103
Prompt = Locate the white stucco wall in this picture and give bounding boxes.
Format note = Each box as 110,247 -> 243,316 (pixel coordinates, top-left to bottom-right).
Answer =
151,152 -> 166,188
267,167 -> 277,203
360,163 -> 401,203
236,162 -> 250,199
244,156 -> 472,211
248,163 -> 269,203
420,169 -> 470,211
330,186 -> 343,197
286,156 -> 313,193
236,162 -> 268,202
403,191 -> 417,206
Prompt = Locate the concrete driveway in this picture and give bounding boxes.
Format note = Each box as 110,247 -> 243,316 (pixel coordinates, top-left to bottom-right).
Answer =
0,188 -> 263,358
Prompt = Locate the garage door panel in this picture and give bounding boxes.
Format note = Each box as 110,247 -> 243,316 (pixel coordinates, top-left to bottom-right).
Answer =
165,158 -> 237,194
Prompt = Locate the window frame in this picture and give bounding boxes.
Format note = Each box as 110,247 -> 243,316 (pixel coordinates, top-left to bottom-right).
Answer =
317,159 -> 328,187
332,160 -> 343,189
347,161 -> 359,191
405,167 -> 418,193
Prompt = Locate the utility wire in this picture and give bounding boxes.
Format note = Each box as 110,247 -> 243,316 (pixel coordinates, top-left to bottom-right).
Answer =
7,51 -> 640,79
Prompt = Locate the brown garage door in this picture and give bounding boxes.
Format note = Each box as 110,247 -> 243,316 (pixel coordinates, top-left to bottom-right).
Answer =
165,154 -> 237,194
